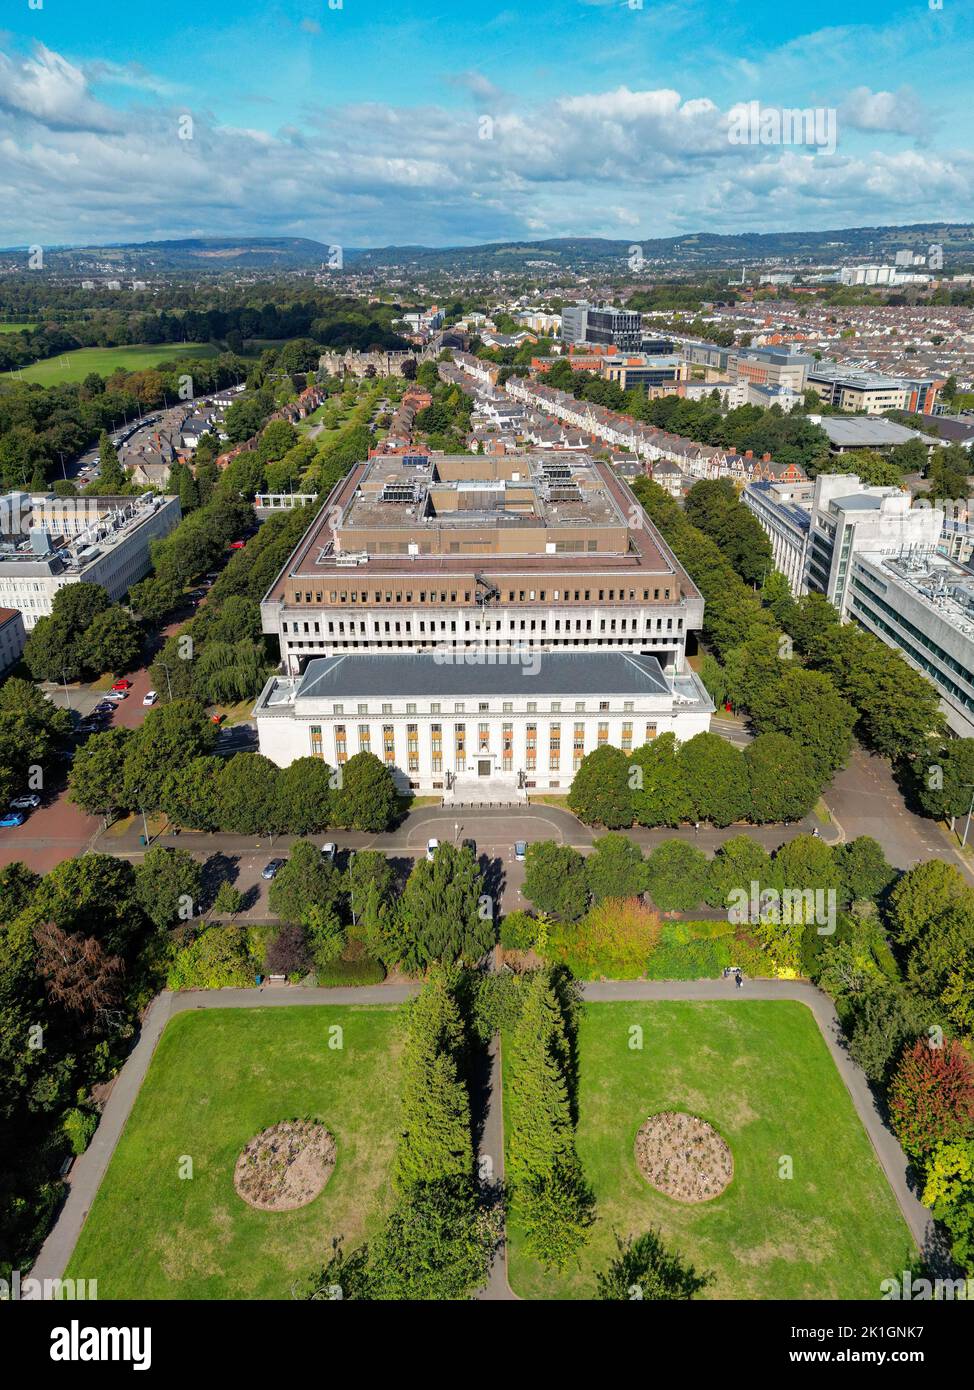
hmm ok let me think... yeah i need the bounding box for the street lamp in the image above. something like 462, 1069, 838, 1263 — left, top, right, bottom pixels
132, 788, 150, 847
961, 783, 974, 849
348, 850, 356, 927
59, 665, 72, 710
155, 659, 174, 701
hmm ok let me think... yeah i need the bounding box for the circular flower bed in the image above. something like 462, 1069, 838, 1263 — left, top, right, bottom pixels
635, 1111, 733, 1203
234, 1119, 336, 1212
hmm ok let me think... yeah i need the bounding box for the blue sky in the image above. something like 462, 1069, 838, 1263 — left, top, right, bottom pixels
0, 0, 971, 246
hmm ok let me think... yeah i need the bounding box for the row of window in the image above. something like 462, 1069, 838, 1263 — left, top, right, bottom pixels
324, 699, 624, 715
310, 719, 658, 772
292, 584, 676, 605
283, 615, 683, 636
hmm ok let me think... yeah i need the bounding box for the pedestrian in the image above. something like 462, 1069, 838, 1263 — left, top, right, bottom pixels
735, 970, 743, 990
812, 826, 820, 838
694, 821, 700, 836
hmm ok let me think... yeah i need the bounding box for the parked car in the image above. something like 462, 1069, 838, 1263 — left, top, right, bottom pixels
320, 842, 336, 863
514, 840, 527, 862
111, 679, 133, 691
426, 838, 440, 861
261, 858, 285, 880
93, 700, 115, 714
10, 794, 41, 810
143, 690, 158, 706
0, 812, 25, 828
229, 540, 245, 550
106, 690, 128, 701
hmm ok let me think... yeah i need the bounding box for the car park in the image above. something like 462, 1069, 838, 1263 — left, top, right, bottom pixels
261, 859, 285, 880
10, 794, 41, 810
0, 812, 25, 828
143, 691, 158, 706
426, 838, 440, 861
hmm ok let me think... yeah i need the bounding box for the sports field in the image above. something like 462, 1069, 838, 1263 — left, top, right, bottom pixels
4, 342, 221, 385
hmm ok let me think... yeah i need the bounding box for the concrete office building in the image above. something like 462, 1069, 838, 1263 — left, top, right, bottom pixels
849, 551, 974, 738
255, 451, 713, 799
0, 607, 26, 674
0, 492, 181, 630
561, 302, 642, 351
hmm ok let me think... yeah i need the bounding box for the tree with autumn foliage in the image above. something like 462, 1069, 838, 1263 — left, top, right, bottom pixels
888, 1039, 974, 1161
33, 922, 126, 1023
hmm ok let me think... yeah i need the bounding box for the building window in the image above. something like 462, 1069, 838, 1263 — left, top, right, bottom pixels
597, 721, 609, 748
382, 702, 392, 715
573, 722, 584, 771
502, 722, 513, 771
335, 725, 347, 764
645, 722, 657, 741
455, 723, 466, 768
310, 725, 323, 759
526, 722, 537, 771
357, 703, 368, 715
407, 723, 419, 773
383, 725, 395, 764
431, 723, 442, 773
358, 724, 370, 754
406, 703, 417, 715
549, 722, 561, 772
621, 721, 633, 753
478, 722, 489, 753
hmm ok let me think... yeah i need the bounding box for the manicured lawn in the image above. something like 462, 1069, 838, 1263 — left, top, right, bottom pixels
66, 1005, 403, 1298
505, 1001, 915, 1300
0, 321, 35, 333
4, 343, 221, 385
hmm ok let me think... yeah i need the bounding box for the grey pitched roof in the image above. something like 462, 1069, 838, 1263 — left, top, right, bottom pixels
294, 650, 670, 700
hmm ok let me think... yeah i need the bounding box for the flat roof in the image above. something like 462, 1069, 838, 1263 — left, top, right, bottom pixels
288, 650, 673, 700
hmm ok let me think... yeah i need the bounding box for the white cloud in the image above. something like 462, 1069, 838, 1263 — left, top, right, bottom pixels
839, 85, 931, 139
0, 41, 971, 247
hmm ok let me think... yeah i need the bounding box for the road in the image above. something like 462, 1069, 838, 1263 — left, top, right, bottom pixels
27, 976, 942, 1298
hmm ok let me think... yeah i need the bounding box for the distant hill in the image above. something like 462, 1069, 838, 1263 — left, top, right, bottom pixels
2, 225, 973, 276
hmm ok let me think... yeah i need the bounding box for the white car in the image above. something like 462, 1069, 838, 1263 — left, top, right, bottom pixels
142, 690, 158, 706
105, 690, 128, 701
426, 838, 439, 861
320, 842, 336, 863
10, 794, 41, 811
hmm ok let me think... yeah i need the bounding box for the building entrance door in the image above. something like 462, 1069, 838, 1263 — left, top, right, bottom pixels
478, 759, 491, 776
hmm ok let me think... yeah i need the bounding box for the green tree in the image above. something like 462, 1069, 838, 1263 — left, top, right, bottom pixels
394, 969, 473, 1190
584, 834, 648, 903
267, 839, 341, 925
596, 1229, 713, 1300
159, 755, 222, 830
123, 698, 216, 810
645, 840, 710, 912
836, 836, 896, 906
523, 842, 589, 922
134, 847, 203, 931
398, 842, 493, 968
78, 605, 142, 677
331, 751, 399, 832
678, 732, 748, 827
67, 728, 133, 819
566, 745, 633, 828
743, 732, 820, 823
213, 880, 244, 917
628, 734, 692, 828
706, 835, 775, 910
751, 666, 856, 777
274, 756, 334, 834
97, 431, 129, 492
886, 860, 974, 947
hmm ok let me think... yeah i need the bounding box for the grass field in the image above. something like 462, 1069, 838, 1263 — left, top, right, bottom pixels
4, 342, 221, 385
505, 1001, 915, 1300
66, 1005, 403, 1298
0, 322, 34, 333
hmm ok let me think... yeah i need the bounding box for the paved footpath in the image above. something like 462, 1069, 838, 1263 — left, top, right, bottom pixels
28, 978, 942, 1296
